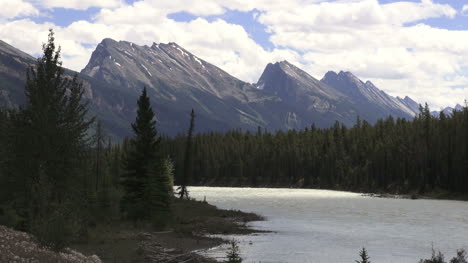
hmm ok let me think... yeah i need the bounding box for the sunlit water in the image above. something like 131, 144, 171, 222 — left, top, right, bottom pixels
188, 187, 468, 263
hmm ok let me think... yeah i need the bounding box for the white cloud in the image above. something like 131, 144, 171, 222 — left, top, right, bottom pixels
383, 0, 456, 24
0, 0, 465, 109
0, 19, 52, 55
41, 0, 122, 10
462, 5, 468, 15
0, 0, 39, 19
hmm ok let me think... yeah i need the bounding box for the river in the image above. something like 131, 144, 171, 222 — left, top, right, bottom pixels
189, 187, 468, 263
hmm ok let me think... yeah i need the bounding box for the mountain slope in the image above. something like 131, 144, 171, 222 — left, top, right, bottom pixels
0, 40, 36, 107
257, 61, 359, 127
397, 96, 420, 116
321, 71, 416, 121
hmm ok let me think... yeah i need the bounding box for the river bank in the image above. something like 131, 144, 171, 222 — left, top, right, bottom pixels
364, 189, 468, 201
71, 198, 264, 262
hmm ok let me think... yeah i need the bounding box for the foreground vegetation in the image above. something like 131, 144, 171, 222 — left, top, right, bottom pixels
162, 103, 468, 197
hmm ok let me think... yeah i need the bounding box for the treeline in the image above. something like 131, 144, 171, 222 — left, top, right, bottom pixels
163, 104, 468, 195
0, 30, 173, 249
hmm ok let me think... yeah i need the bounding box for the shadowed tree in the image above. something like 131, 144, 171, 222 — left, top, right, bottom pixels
178, 109, 195, 199
224, 240, 242, 263
6, 29, 93, 249
121, 87, 161, 220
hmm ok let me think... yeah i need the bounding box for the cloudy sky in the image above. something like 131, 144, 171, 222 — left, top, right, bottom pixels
1, 0, 467, 109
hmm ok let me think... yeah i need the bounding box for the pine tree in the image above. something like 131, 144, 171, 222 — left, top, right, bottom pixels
178, 109, 195, 199
121, 87, 160, 220
94, 120, 106, 193
356, 248, 371, 263
6, 29, 93, 249
224, 240, 242, 263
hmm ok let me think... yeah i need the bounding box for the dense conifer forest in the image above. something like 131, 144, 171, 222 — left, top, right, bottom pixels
163, 104, 468, 196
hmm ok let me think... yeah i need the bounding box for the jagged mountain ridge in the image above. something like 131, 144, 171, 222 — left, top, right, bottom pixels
257, 61, 357, 127
431, 104, 464, 117
321, 71, 418, 119
397, 96, 420, 115
81, 39, 284, 135
1, 38, 419, 138
83, 39, 260, 102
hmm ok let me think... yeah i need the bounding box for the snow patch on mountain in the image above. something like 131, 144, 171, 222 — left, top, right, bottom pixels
141, 64, 152, 76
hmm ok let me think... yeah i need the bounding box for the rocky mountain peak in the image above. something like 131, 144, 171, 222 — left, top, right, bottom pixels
322, 70, 420, 118
256, 61, 345, 121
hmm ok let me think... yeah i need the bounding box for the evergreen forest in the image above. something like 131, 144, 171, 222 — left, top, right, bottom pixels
162, 104, 468, 196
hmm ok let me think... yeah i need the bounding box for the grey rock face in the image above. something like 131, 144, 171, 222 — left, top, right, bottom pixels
82, 39, 274, 135
0, 40, 36, 108
321, 71, 418, 121
397, 96, 420, 116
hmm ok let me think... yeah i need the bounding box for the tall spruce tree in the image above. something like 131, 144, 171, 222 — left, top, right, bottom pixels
178, 109, 195, 199
6, 29, 93, 249
121, 87, 161, 220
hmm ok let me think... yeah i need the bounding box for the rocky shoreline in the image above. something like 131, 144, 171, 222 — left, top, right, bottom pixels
0, 225, 101, 263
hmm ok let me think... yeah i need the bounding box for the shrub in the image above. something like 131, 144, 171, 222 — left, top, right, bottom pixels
225, 239, 242, 263
450, 250, 467, 263
419, 250, 445, 263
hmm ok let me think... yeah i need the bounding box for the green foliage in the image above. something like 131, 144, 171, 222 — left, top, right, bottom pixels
121, 87, 159, 220
356, 248, 371, 263
121, 87, 171, 223
0, 29, 94, 249
224, 240, 242, 263
30, 207, 81, 251
147, 157, 173, 229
